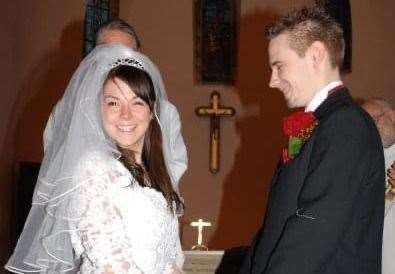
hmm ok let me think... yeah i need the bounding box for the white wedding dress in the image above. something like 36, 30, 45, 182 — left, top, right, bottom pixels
68, 151, 184, 274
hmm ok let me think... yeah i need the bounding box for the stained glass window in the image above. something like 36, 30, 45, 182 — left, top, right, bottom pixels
83, 0, 119, 56
194, 0, 238, 84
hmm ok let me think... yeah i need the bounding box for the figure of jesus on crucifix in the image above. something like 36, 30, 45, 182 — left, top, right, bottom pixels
196, 91, 235, 173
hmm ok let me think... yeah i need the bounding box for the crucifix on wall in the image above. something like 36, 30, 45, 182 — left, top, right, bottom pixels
195, 91, 235, 173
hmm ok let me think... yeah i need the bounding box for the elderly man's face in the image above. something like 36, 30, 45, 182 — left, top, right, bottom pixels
97, 29, 138, 50
363, 102, 395, 148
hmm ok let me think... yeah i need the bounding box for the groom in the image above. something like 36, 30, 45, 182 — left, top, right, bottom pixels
240, 7, 384, 274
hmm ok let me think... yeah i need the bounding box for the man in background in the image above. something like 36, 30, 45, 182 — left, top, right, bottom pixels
95, 19, 141, 50
362, 98, 395, 274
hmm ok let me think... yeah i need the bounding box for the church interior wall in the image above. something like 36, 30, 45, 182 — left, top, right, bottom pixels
0, 1, 17, 268
0, 0, 394, 265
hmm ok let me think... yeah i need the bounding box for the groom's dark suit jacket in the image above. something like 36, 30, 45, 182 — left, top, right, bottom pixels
240, 88, 385, 274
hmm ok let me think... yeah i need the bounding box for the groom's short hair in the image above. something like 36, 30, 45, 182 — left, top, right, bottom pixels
266, 6, 345, 69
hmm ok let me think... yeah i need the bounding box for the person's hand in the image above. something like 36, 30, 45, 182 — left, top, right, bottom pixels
163, 262, 183, 274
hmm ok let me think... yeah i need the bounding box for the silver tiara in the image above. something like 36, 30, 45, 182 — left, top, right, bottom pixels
109, 58, 145, 71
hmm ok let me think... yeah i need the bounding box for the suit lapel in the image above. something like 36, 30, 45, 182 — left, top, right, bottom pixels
251, 136, 316, 274
314, 87, 353, 122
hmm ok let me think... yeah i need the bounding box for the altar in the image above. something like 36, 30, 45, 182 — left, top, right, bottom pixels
183, 250, 224, 274
183, 247, 247, 274
183, 218, 247, 273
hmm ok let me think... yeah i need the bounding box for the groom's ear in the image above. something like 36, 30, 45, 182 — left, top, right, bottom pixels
308, 41, 327, 69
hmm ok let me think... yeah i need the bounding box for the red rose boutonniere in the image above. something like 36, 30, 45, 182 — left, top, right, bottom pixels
282, 111, 318, 164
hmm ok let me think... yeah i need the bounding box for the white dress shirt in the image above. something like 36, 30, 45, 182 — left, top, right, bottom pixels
305, 81, 343, 112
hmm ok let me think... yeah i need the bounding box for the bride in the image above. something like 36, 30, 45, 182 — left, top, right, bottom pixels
6, 44, 184, 273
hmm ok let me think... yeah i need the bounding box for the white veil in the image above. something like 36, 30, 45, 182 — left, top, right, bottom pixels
6, 44, 176, 273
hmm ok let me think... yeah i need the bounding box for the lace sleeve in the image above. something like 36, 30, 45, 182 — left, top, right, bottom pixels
71, 153, 143, 274
174, 233, 185, 269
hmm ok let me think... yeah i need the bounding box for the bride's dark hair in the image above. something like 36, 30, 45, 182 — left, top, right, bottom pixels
105, 65, 183, 212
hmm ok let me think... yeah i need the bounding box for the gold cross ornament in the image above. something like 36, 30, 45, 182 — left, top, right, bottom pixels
190, 218, 212, 250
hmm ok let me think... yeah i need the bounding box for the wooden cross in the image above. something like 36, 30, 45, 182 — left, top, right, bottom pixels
190, 218, 212, 248
195, 91, 235, 173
